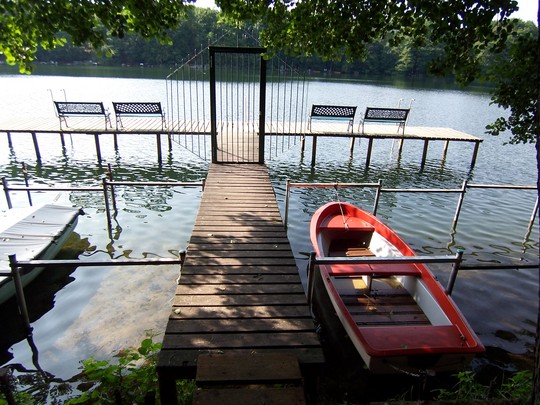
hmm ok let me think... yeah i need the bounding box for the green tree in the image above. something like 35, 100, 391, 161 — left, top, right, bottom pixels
484, 20, 538, 145
0, 0, 195, 73
217, 0, 519, 83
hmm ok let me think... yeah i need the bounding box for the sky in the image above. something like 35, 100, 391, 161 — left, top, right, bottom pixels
194, 0, 538, 22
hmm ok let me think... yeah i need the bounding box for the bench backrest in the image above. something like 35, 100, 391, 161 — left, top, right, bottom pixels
113, 102, 163, 116
310, 105, 357, 119
54, 101, 106, 116
364, 107, 409, 122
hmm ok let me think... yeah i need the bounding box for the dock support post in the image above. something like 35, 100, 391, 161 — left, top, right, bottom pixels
6, 131, 13, 148
349, 135, 356, 154
421, 140, 429, 168
451, 180, 468, 231
107, 164, 117, 214
311, 135, 317, 167
442, 140, 450, 159
102, 177, 112, 230
157, 134, 162, 164
31, 132, 41, 162
365, 138, 373, 168
59, 133, 65, 149
158, 375, 177, 405
9, 254, 32, 334
446, 249, 464, 295
398, 138, 404, 155
113, 133, 119, 151
94, 134, 102, 163
372, 179, 383, 216
2, 177, 12, 209
22, 163, 32, 207
300, 135, 306, 154
470, 141, 480, 168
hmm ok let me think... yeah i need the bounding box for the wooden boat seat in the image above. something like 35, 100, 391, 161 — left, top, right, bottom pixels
328, 263, 421, 277
320, 215, 375, 231
361, 325, 471, 356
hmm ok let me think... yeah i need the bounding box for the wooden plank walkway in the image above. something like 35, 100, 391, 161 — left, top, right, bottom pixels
0, 116, 483, 167
156, 163, 324, 404
0, 116, 482, 141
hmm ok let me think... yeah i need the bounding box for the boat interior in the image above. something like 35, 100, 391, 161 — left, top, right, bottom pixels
321, 220, 451, 328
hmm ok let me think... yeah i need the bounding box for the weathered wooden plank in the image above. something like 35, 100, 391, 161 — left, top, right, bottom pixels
166, 318, 316, 334
193, 225, 286, 232
163, 332, 321, 349
196, 353, 302, 384
173, 293, 308, 306
189, 236, 290, 244
175, 283, 305, 295
193, 386, 306, 405
185, 250, 294, 259
178, 274, 302, 284
186, 243, 291, 251
169, 305, 312, 319
180, 264, 300, 275
181, 257, 298, 266
190, 231, 289, 238
158, 348, 324, 378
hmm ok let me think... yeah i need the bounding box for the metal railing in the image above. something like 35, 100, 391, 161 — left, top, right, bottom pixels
284, 179, 538, 236
3, 253, 185, 336
306, 250, 464, 306
2, 164, 205, 232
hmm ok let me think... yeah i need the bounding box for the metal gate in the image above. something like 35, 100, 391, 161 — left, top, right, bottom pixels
209, 46, 266, 163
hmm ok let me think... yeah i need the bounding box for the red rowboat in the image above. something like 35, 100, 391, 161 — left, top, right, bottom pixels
309, 201, 484, 374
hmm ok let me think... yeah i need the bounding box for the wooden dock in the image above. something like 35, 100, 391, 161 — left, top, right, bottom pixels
156, 164, 324, 404
0, 116, 483, 167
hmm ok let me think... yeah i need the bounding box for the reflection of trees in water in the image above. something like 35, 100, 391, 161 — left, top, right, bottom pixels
121, 186, 174, 212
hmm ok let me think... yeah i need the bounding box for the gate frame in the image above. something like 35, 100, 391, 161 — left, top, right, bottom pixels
209, 46, 267, 164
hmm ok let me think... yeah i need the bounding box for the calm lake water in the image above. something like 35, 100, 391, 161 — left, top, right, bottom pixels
0, 67, 537, 392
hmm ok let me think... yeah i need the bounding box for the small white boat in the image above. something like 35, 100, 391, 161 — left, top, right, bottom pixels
0, 204, 83, 305
310, 201, 484, 374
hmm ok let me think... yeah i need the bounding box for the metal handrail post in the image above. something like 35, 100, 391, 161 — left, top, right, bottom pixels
446, 249, 464, 295
527, 196, 539, 231
284, 179, 291, 227
22, 162, 32, 206
8, 254, 32, 334
372, 179, 383, 216
451, 180, 468, 231
102, 177, 112, 230
107, 163, 117, 213
2, 177, 12, 209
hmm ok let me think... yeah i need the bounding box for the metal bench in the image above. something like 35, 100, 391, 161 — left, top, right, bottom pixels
359, 107, 410, 134
308, 105, 357, 133
112, 102, 166, 130
54, 101, 112, 130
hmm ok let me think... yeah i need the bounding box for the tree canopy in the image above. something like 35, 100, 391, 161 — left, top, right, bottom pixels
0, 0, 194, 73
217, 0, 520, 84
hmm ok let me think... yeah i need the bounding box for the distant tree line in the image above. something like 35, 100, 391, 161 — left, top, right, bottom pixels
29, 7, 536, 82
